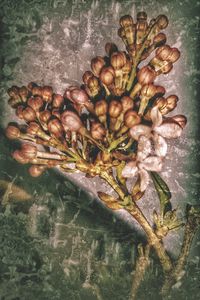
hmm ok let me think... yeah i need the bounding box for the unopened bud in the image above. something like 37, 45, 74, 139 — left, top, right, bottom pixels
108, 100, 122, 118
111, 51, 127, 70
124, 110, 141, 128
39, 110, 51, 123
52, 94, 64, 108
121, 96, 134, 112
21, 143, 37, 159
42, 86, 53, 103
19, 86, 29, 102
48, 118, 64, 138
23, 107, 36, 122
7, 86, 19, 98
105, 43, 118, 56
61, 111, 83, 132
6, 125, 21, 139
156, 15, 168, 29
32, 86, 42, 97
82, 71, 93, 84
91, 122, 106, 140
12, 150, 29, 164
91, 56, 105, 77
120, 15, 133, 27
27, 96, 44, 111
137, 66, 156, 85
16, 106, 25, 119
170, 115, 187, 129
99, 66, 115, 86
8, 97, 21, 108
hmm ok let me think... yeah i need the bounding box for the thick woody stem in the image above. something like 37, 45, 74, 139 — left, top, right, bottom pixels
100, 171, 173, 273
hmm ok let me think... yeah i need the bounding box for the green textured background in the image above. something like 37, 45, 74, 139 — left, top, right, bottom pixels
0, 0, 200, 299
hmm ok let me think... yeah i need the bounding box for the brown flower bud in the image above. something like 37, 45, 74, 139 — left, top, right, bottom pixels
27, 122, 41, 135
169, 48, 180, 63
48, 118, 64, 138
165, 95, 178, 113
21, 143, 37, 159
170, 115, 187, 129
108, 100, 122, 118
39, 110, 51, 123
23, 107, 36, 122
95, 100, 108, 116
52, 109, 61, 119
121, 96, 134, 112
141, 84, 158, 98
27, 96, 44, 111
8, 97, 21, 108
153, 33, 166, 47
19, 86, 29, 102
6, 125, 21, 139
111, 51, 127, 70
99, 66, 115, 86
61, 111, 83, 132
124, 110, 141, 128
7, 86, 19, 98
156, 45, 171, 61
105, 43, 118, 56
65, 87, 89, 105
160, 61, 173, 74
27, 82, 38, 91
137, 66, 156, 85
91, 56, 105, 77
82, 71, 93, 84
42, 86, 53, 103
16, 106, 24, 119
120, 15, 133, 27
86, 76, 100, 97
32, 86, 42, 97
52, 94, 64, 108
156, 15, 168, 29
91, 122, 106, 140
29, 165, 46, 177
12, 150, 29, 164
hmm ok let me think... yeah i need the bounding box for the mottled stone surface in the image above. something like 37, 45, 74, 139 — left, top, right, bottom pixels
0, 0, 200, 299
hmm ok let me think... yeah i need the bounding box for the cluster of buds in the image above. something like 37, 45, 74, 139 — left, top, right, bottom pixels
5, 12, 186, 205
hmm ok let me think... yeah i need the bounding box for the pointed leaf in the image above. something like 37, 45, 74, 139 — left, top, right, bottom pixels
151, 172, 172, 217
98, 192, 122, 210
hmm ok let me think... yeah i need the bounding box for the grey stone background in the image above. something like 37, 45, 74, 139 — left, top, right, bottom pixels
0, 0, 200, 299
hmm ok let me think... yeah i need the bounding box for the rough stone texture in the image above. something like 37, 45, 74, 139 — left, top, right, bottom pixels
0, 0, 200, 299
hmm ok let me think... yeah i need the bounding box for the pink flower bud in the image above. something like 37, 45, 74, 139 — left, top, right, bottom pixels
23, 107, 36, 122
91, 122, 106, 140
27, 96, 44, 111
48, 118, 64, 138
42, 86, 53, 103
6, 126, 21, 139
12, 150, 29, 164
21, 143, 37, 159
169, 115, 187, 129
64, 87, 89, 105
39, 110, 51, 123
16, 106, 25, 119
52, 94, 64, 108
61, 111, 83, 132
27, 122, 41, 135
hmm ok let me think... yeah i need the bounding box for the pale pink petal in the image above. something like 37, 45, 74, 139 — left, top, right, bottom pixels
152, 133, 168, 157
137, 135, 152, 161
151, 107, 163, 128
154, 122, 183, 139
139, 169, 150, 192
121, 161, 138, 178
139, 156, 163, 172
129, 125, 151, 141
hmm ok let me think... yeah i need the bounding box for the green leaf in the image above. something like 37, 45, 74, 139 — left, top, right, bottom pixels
151, 172, 172, 217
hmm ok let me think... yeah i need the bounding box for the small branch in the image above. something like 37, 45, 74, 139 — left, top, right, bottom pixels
130, 244, 150, 300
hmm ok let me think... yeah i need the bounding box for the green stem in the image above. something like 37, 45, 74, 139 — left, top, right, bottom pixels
108, 134, 129, 152
100, 171, 173, 273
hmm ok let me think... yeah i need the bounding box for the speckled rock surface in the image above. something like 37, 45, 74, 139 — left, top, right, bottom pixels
0, 0, 200, 299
